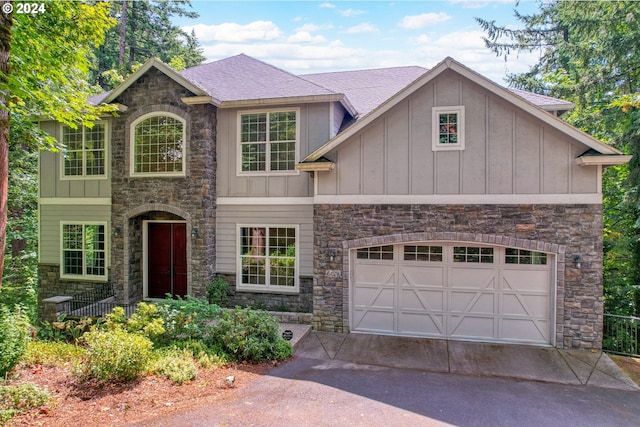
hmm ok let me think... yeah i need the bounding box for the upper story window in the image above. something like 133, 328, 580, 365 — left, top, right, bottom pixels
432, 106, 465, 151
62, 123, 107, 178
238, 109, 299, 174
131, 113, 185, 176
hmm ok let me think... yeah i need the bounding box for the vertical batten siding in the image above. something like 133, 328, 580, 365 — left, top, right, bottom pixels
316, 72, 600, 197
39, 204, 111, 264
216, 204, 314, 276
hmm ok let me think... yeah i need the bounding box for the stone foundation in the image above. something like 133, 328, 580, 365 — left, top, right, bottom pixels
217, 273, 313, 313
313, 204, 603, 350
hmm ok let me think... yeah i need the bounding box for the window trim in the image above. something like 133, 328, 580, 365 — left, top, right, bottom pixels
236, 108, 301, 177
432, 106, 465, 151
59, 221, 109, 281
236, 224, 300, 294
130, 112, 187, 178
59, 121, 109, 181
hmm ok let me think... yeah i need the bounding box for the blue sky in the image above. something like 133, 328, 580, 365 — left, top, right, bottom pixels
177, 1, 542, 83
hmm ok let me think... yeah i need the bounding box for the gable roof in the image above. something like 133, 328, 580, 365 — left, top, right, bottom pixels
302, 57, 625, 163
181, 54, 341, 104
99, 58, 208, 104
302, 66, 428, 117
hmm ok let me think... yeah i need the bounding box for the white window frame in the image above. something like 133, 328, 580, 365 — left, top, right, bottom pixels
60, 121, 108, 180
60, 221, 109, 281
236, 108, 300, 176
130, 112, 186, 177
432, 106, 465, 151
236, 224, 299, 293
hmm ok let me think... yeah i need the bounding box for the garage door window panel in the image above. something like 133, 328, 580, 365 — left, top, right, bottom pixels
357, 245, 394, 260
453, 246, 494, 263
404, 245, 443, 262
505, 248, 547, 265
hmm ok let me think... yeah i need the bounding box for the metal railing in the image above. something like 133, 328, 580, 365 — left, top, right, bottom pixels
603, 313, 639, 357
67, 283, 136, 318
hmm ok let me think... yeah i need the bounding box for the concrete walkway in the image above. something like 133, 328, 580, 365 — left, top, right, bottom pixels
281, 323, 639, 391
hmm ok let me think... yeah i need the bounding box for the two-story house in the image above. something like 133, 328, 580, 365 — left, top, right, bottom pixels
38, 54, 630, 349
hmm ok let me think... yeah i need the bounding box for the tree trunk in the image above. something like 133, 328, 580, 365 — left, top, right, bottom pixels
118, 0, 127, 70
0, 1, 12, 287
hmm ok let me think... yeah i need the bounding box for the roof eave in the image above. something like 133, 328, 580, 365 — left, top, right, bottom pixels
103, 58, 207, 104
295, 161, 335, 172
218, 94, 352, 110
575, 155, 632, 167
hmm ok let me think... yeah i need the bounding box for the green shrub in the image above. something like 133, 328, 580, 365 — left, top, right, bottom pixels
38, 315, 104, 343
0, 382, 51, 424
0, 306, 31, 377
149, 348, 198, 384
23, 341, 86, 367
82, 328, 153, 382
106, 303, 165, 341
171, 339, 228, 368
156, 296, 220, 342
212, 308, 292, 362
206, 277, 229, 305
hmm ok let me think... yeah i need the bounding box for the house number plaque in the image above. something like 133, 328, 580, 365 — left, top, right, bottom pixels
282, 330, 293, 341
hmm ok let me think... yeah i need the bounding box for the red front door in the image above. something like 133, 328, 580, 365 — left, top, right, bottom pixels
148, 223, 187, 298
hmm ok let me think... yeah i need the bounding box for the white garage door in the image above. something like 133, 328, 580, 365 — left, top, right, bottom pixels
351, 243, 554, 345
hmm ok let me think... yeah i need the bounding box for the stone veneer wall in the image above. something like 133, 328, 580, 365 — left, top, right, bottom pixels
110, 68, 217, 303
313, 204, 603, 350
217, 273, 313, 313
37, 264, 108, 319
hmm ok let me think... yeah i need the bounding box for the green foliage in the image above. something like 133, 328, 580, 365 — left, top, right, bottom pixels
93, 0, 205, 89
148, 348, 198, 384
156, 295, 220, 342
82, 328, 153, 382
0, 382, 51, 424
170, 339, 228, 368
206, 277, 229, 305
212, 308, 292, 362
106, 303, 165, 341
0, 306, 31, 377
23, 340, 86, 368
36, 315, 104, 344
478, 0, 640, 316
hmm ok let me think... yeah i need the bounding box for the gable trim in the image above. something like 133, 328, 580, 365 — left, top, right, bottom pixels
102, 58, 207, 104
303, 57, 623, 162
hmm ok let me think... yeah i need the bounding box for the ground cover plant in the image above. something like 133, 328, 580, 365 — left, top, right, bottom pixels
0, 297, 292, 424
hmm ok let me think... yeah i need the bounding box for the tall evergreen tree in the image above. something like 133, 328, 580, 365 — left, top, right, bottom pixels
94, 0, 205, 89
477, 0, 640, 315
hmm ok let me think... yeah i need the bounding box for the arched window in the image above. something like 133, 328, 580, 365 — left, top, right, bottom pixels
131, 113, 186, 176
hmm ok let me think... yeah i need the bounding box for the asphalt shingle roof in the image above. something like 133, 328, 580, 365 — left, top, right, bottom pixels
301, 66, 428, 116
180, 54, 336, 102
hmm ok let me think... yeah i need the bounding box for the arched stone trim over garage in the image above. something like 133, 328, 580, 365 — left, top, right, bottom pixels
120, 204, 193, 304
341, 232, 566, 346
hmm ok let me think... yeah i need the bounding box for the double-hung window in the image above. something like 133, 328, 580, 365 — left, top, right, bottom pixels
131, 113, 186, 176
239, 110, 298, 174
62, 123, 107, 178
238, 226, 298, 292
432, 106, 465, 151
61, 223, 107, 280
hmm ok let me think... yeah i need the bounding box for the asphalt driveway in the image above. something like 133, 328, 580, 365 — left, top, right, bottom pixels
128, 331, 640, 427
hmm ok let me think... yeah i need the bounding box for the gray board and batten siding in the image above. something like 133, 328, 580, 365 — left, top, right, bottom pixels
317, 70, 600, 197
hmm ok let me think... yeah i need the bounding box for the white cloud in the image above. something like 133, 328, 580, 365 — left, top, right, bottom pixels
319, 2, 335, 9
288, 31, 327, 44
296, 23, 334, 32
183, 21, 282, 43
399, 13, 451, 29
346, 23, 378, 34
340, 8, 366, 17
